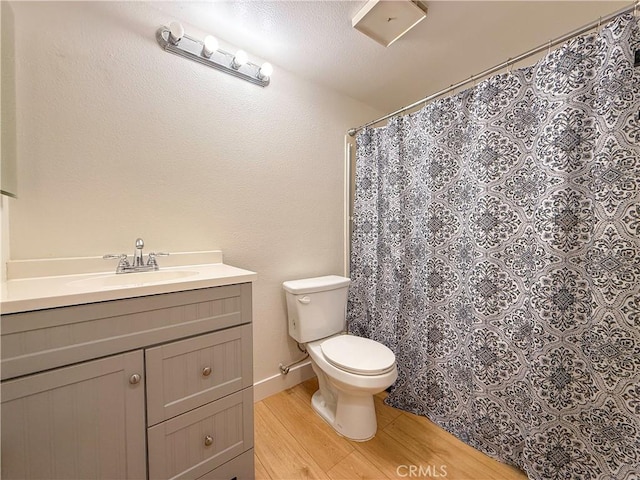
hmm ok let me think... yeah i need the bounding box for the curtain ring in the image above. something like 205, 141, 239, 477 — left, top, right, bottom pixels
507, 59, 513, 75
597, 16, 602, 31
547, 40, 552, 55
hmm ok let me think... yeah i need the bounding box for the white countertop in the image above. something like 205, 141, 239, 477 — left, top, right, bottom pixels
1, 253, 257, 314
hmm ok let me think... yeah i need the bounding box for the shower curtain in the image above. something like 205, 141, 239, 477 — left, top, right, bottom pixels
348, 13, 640, 480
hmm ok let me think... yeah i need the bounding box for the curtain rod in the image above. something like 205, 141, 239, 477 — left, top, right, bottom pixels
347, 1, 639, 137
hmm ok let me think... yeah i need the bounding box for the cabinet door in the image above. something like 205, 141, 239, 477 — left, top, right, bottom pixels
1, 351, 146, 480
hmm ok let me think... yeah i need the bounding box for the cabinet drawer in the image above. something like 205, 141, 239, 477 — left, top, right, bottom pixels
146, 324, 253, 425
196, 449, 254, 480
148, 388, 254, 480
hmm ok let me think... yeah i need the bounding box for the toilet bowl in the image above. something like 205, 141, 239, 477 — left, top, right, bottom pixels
306, 334, 397, 441
283, 275, 398, 441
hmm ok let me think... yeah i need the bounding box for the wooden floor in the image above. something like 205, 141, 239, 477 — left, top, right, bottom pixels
254, 378, 528, 480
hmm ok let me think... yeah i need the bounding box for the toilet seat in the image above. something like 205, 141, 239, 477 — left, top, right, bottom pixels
321, 335, 396, 376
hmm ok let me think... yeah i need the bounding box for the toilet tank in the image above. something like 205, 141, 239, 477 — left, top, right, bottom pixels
283, 275, 351, 343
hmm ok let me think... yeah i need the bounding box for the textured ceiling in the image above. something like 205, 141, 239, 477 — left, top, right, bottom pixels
151, 1, 630, 115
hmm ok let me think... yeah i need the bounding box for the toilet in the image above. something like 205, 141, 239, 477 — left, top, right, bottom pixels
283, 275, 398, 441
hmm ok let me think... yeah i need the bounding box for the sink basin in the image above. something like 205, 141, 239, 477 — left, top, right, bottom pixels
68, 270, 199, 289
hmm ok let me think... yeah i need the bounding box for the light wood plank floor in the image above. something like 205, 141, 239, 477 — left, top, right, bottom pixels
255, 378, 528, 480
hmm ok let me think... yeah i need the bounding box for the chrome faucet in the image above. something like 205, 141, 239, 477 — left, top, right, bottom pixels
133, 238, 145, 267
104, 238, 169, 274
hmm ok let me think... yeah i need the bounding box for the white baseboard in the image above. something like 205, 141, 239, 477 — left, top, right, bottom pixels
253, 361, 316, 402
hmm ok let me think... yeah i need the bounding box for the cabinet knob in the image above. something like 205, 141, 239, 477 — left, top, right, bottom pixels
202, 366, 212, 377
129, 373, 142, 384
204, 435, 213, 446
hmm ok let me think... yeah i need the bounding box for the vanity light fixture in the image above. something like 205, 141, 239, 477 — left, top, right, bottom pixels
202, 35, 218, 58
168, 21, 184, 45
156, 22, 273, 87
258, 62, 273, 80
231, 49, 248, 69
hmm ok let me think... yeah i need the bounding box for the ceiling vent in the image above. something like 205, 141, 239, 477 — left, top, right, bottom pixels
352, 0, 427, 47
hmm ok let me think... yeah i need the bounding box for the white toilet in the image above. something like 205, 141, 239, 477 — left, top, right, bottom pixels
283, 275, 398, 441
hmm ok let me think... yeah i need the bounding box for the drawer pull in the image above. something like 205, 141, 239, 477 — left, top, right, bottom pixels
204, 435, 213, 446
202, 366, 212, 377
129, 373, 141, 385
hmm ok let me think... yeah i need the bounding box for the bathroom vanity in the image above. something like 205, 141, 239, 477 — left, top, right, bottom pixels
0, 253, 256, 480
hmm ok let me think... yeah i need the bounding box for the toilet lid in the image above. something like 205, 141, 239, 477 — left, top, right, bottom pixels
321, 336, 396, 375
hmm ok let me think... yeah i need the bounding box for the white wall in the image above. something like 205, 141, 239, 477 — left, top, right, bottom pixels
1, 198, 8, 283
1, 1, 17, 201
1, 2, 14, 283
8, 2, 380, 392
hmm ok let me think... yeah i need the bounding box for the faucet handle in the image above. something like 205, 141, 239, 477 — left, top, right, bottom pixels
103, 253, 128, 261
147, 252, 169, 268
148, 252, 169, 258
103, 254, 131, 273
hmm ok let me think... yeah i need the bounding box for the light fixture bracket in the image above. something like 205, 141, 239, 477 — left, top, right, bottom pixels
156, 26, 270, 87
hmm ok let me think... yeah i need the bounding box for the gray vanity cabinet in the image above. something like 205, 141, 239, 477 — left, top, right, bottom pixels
1, 283, 254, 480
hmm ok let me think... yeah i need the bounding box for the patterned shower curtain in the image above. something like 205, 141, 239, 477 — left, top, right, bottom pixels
348, 14, 640, 479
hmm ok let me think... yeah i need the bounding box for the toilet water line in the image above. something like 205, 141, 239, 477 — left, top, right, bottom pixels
279, 343, 309, 375
279, 353, 309, 375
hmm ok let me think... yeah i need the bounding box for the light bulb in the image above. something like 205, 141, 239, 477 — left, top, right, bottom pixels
258, 62, 273, 79
202, 35, 218, 58
168, 22, 184, 45
232, 49, 248, 69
